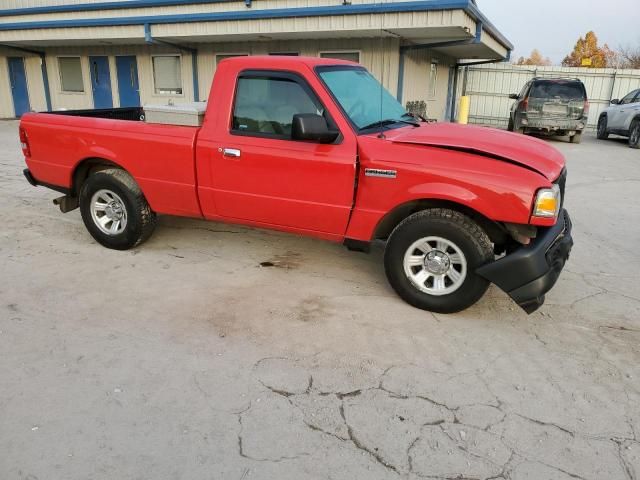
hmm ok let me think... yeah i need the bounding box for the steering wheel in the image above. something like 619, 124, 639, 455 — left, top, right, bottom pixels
259, 120, 285, 135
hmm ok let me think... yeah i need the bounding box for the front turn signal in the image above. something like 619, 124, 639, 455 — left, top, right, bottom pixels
533, 185, 561, 218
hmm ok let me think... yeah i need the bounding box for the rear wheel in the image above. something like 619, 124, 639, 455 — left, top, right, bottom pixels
570, 132, 582, 144
629, 119, 640, 149
384, 209, 494, 314
597, 115, 609, 140
79, 168, 157, 250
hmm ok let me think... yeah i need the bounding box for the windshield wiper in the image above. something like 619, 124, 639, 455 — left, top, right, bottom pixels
360, 118, 420, 131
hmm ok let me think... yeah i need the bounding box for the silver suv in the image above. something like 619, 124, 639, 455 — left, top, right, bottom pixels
597, 89, 640, 149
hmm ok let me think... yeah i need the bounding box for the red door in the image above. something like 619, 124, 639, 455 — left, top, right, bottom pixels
199, 71, 356, 237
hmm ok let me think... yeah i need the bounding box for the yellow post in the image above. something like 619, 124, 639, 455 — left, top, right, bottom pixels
458, 96, 470, 124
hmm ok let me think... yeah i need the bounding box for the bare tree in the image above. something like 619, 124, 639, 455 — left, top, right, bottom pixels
618, 45, 640, 69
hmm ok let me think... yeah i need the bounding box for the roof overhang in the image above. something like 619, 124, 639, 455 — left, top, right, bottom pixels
0, 0, 512, 60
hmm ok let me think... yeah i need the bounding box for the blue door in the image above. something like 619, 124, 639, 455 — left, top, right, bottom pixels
115, 56, 140, 107
89, 56, 113, 109
7, 57, 30, 117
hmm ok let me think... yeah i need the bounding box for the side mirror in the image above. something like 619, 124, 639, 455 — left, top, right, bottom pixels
509, 94, 519, 100
611, 99, 620, 105
291, 114, 339, 143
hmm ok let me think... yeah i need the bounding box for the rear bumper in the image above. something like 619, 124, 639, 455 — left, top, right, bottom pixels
477, 210, 573, 314
524, 118, 585, 132
23, 168, 70, 194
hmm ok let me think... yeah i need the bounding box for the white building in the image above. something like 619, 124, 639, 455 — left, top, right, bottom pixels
0, 0, 512, 120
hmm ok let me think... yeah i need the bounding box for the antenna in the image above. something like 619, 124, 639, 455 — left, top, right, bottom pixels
377, 6, 385, 139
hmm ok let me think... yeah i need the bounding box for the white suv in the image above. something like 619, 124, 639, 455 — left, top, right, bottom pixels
597, 89, 640, 149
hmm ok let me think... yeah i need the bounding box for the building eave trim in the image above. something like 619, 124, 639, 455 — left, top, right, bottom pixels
0, 0, 243, 17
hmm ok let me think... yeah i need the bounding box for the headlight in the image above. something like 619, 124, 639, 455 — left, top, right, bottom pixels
533, 185, 561, 218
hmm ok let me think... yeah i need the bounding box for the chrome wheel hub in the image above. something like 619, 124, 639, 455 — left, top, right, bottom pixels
403, 236, 467, 296
425, 250, 451, 275
90, 189, 127, 236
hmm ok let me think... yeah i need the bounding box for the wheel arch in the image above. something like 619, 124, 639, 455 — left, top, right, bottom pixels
71, 157, 130, 196
372, 198, 507, 245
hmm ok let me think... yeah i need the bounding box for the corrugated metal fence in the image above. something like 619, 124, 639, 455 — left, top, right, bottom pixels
459, 64, 640, 130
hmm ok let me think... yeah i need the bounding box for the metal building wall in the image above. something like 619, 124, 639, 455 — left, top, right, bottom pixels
1, 38, 410, 117
459, 63, 640, 130
402, 49, 455, 121
196, 37, 401, 101
0, 54, 13, 118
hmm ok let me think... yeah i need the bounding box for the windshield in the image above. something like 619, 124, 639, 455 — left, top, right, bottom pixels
317, 66, 409, 131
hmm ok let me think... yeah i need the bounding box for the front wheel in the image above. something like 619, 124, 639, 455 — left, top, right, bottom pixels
79, 168, 157, 250
597, 115, 609, 140
384, 209, 494, 314
629, 119, 640, 149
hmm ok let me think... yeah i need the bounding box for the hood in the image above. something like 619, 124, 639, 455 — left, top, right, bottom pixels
382, 123, 565, 181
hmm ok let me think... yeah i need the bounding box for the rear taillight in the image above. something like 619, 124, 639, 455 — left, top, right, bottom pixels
521, 97, 529, 111
19, 127, 31, 157
583, 100, 590, 116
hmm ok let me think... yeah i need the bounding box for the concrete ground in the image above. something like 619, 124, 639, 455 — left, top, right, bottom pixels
1, 120, 639, 480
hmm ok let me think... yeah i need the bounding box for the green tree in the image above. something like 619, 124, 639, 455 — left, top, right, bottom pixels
562, 31, 615, 68
516, 49, 552, 66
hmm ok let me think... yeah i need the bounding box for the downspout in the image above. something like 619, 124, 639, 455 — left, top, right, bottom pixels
449, 54, 510, 122
144, 23, 200, 102
396, 21, 483, 105
1, 43, 52, 111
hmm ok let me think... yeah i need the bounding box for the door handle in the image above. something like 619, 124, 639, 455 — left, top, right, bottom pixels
221, 148, 241, 158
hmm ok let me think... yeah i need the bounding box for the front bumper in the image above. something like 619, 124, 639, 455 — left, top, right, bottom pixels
477, 210, 573, 314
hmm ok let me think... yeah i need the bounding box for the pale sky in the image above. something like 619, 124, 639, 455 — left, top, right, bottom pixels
477, 0, 639, 64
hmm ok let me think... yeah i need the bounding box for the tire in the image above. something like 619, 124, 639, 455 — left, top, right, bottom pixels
629, 119, 640, 149
384, 209, 494, 314
570, 132, 582, 144
507, 117, 514, 132
597, 115, 609, 140
79, 168, 157, 250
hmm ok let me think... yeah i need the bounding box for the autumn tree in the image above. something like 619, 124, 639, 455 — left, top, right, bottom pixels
516, 49, 552, 66
562, 31, 615, 68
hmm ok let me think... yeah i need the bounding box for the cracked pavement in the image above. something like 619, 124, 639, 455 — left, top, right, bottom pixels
1, 120, 639, 479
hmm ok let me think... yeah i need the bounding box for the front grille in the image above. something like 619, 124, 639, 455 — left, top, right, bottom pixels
555, 168, 567, 208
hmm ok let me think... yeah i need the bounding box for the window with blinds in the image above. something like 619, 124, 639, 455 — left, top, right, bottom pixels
58, 57, 84, 92
152, 55, 183, 95
319, 51, 360, 63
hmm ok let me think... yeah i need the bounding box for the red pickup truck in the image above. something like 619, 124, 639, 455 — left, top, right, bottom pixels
20, 56, 572, 314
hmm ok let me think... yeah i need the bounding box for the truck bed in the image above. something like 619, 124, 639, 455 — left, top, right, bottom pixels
47, 107, 145, 122
22, 110, 202, 218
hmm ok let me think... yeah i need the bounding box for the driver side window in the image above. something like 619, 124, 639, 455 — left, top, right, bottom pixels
620, 90, 639, 105
232, 75, 323, 138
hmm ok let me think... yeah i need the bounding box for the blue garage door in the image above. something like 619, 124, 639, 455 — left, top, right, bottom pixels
8, 57, 30, 117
